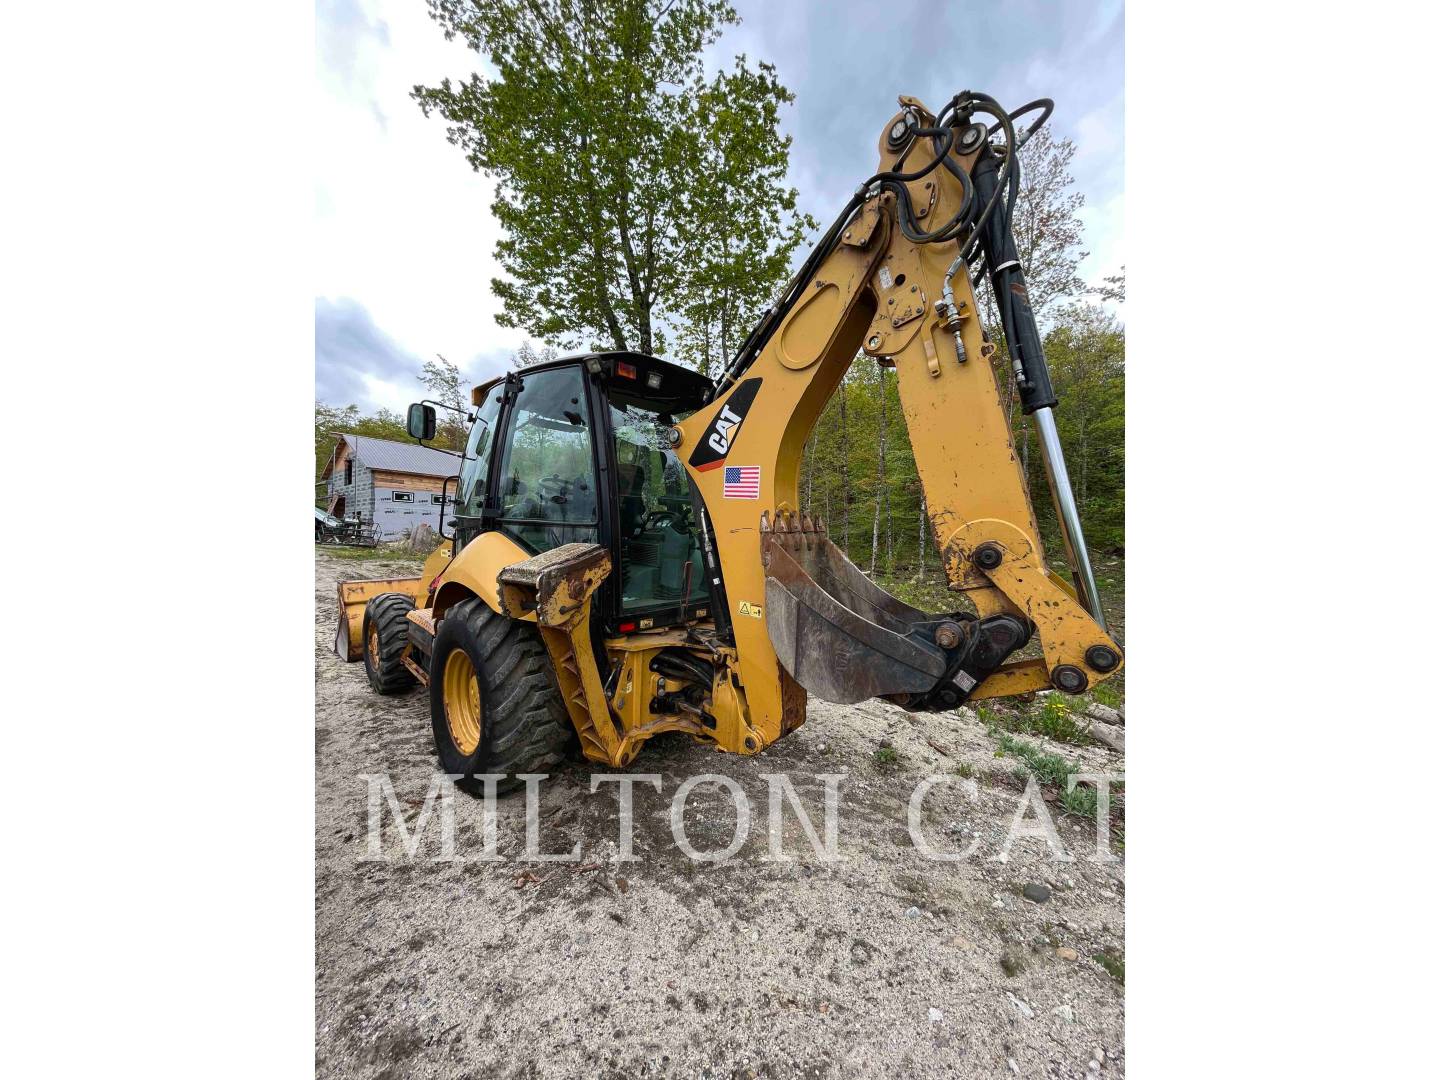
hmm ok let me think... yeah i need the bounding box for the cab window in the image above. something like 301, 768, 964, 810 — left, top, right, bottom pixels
457, 385, 503, 518
494, 367, 598, 553
609, 400, 708, 613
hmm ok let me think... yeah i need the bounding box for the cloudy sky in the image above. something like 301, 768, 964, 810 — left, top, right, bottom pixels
315, 0, 1123, 415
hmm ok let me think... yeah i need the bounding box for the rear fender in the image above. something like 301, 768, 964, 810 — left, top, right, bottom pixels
431, 530, 537, 623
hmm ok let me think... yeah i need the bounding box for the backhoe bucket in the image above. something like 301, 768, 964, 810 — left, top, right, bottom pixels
333, 576, 424, 661
762, 511, 951, 705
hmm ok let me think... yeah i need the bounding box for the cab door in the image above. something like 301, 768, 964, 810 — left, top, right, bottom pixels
452, 383, 505, 551
490, 365, 602, 555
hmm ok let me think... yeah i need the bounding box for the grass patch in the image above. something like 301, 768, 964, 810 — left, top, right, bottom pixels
1092, 949, 1125, 984
873, 746, 899, 768
1059, 784, 1098, 819
955, 762, 976, 779
991, 731, 1123, 824
993, 733, 1072, 789
1090, 681, 1123, 709
988, 694, 1092, 746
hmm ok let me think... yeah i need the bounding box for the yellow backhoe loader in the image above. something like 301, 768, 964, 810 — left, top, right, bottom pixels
334, 91, 1122, 791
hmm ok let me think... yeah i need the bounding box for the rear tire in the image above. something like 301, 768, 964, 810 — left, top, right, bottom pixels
362, 593, 417, 694
429, 597, 573, 793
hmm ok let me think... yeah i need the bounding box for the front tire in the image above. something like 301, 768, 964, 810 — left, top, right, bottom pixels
362, 593, 417, 694
429, 598, 573, 793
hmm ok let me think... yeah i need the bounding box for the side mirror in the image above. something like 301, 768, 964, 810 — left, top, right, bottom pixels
407, 403, 437, 442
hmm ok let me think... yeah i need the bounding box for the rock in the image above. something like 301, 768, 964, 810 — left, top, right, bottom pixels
1057, 947, 1079, 962
1051, 1004, 1076, 1023
928, 1007, 943, 1023
1006, 992, 1034, 1019
1022, 883, 1052, 904
904, 906, 922, 919
1008, 1060, 1020, 1075
1086, 702, 1122, 725
996, 850, 1009, 865
1088, 1061, 1101, 1073
1089, 720, 1125, 753
991, 899, 1006, 910
405, 522, 436, 553
1095, 1048, 1106, 1064
947, 935, 975, 951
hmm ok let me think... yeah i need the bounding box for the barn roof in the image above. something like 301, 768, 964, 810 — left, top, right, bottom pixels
328, 433, 459, 479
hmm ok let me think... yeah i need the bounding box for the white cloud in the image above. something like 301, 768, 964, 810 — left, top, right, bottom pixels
315, 0, 524, 412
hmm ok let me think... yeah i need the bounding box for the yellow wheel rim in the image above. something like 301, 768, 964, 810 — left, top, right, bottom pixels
367, 625, 380, 668
442, 648, 482, 756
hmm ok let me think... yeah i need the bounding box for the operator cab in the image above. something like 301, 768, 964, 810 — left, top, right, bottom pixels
443, 351, 715, 635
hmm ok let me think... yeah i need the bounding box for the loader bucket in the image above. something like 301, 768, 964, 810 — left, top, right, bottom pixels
762, 511, 950, 704
333, 576, 424, 662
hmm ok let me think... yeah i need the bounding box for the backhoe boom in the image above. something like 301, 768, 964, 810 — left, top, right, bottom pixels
674, 91, 1122, 754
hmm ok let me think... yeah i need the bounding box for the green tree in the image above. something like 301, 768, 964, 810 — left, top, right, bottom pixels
418, 354, 471, 451
1007, 126, 1089, 315
1030, 303, 1125, 553
512, 340, 559, 368
413, 0, 811, 359
670, 60, 815, 375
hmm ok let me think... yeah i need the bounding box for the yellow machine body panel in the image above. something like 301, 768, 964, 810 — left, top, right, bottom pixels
431, 529, 536, 621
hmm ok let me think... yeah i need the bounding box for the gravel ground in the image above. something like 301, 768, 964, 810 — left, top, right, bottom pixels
316, 552, 1126, 1079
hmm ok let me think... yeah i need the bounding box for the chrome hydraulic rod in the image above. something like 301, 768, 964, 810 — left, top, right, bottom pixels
1033, 405, 1107, 631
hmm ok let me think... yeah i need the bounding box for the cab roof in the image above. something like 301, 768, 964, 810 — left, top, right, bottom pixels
479, 350, 714, 415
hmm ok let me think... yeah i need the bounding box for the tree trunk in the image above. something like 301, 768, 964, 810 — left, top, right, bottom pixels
882, 378, 892, 570
838, 381, 851, 555
869, 485, 881, 575
638, 303, 652, 355
871, 372, 888, 575
803, 428, 816, 512
919, 492, 927, 582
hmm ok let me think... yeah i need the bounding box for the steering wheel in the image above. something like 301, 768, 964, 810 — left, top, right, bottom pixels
537, 473, 572, 503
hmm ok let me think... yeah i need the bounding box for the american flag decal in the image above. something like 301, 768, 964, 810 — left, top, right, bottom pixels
722, 465, 760, 498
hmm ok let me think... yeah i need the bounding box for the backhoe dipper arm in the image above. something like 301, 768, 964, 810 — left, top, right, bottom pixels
675, 92, 1123, 754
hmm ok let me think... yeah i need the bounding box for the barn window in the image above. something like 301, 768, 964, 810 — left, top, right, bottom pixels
393, 491, 413, 503
432, 494, 444, 505
344, 460, 353, 485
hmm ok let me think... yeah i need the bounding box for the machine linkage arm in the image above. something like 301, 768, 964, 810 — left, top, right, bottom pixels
677, 93, 1122, 749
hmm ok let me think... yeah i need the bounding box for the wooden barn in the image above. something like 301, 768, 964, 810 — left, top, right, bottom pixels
321, 434, 458, 540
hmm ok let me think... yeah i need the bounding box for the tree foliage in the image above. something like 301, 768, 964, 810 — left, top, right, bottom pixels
512, 340, 560, 368
1007, 127, 1089, 315
414, 0, 813, 360
418, 355, 471, 450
